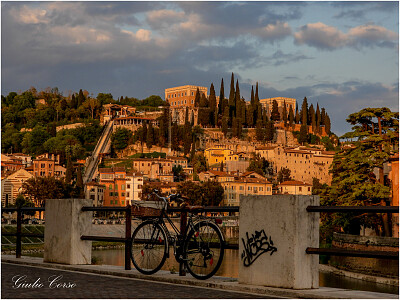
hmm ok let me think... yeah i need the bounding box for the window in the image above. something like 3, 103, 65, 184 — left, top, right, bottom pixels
122, 193, 125, 197
115, 192, 119, 196
110, 200, 113, 204
191, 100, 194, 104
122, 201, 124, 205
191, 92, 194, 96
299, 187, 302, 192
115, 184, 118, 190
127, 192, 130, 197
259, 187, 263, 191
127, 184, 130, 189
308, 187, 311, 191
121, 185, 125, 190
175, 94, 176, 97
109, 192, 113, 196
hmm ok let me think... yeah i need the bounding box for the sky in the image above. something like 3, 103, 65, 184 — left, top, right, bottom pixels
1, 1, 399, 135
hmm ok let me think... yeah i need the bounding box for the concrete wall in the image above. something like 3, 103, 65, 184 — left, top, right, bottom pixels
239, 194, 319, 289
44, 199, 92, 264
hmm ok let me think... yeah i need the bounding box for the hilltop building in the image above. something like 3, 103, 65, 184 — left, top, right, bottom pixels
260, 97, 296, 117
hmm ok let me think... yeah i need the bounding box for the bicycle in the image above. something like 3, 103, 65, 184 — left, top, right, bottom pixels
130, 189, 225, 280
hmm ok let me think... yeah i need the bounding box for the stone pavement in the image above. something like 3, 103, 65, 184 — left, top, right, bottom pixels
2, 255, 398, 299
1, 263, 268, 299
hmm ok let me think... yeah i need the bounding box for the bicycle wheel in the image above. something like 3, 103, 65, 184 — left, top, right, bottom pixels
131, 220, 167, 275
184, 221, 224, 280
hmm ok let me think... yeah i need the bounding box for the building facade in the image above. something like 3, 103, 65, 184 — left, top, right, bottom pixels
165, 85, 208, 108
1, 169, 34, 207
278, 180, 312, 195
84, 182, 105, 207
260, 97, 296, 117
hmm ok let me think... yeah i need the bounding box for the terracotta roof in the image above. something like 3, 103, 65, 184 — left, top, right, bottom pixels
321, 151, 335, 155
279, 180, 312, 186
234, 178, 271, 184
255, 146, 276, 150
85, 182, 106, 187
208, 170, 235, 177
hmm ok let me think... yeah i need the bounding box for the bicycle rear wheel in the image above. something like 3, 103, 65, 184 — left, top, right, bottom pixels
184, 221, 224, 280
131, 220, 167, 275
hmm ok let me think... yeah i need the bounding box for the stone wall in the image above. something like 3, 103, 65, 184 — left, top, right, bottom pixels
331, 233, 399, 278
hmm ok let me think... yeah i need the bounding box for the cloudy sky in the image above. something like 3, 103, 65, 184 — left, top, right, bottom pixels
2, 1, 399, 135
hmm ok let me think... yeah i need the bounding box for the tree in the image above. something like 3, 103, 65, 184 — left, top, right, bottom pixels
111, 127, 133, 151
300, 97, 308, 125
316, 103, 321, 134
77, 89, 85, 107
277, 167, 292, 183
85, 97, 100, 119
65, 155, 73, 184
14, 194, 35, 216
146, 122, 154, 149
177, 181, 224, 206
222, 106, 229, 137
265, 120, 275, 142
309, 104, 316, 132
255, 120, 265, 142
209, 83, 217, 127
288, 105, 295, 127
247, 154, 269, 176
326, 107, 398, 236
228, 73, 235, 116
172, 165, 185, 182
270, 100, 280, 121
218, 78, 225, 115
76, 166, 84, 198
298, 124, 308, 144
22, 177, 68, 208
282, 100, 288, 127
194, 88, 200, 107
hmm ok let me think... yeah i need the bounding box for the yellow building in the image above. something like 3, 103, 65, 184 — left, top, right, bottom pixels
204, 148, 240, 165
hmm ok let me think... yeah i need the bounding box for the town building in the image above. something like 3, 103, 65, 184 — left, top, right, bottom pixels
198, 170, 235, 183
204, 147, 241, 166
1, 154, 24, 175
98, 167, 129, 206
32, 156, 66, 179
11, 153, 33, 168
1, 169, 34, 207
84, 182, 105, 207
221, 177, 273, 206
132, 158, 173, 181
125, 172, 144, 204
278, 180, 312, 195
101, 104, 136, 124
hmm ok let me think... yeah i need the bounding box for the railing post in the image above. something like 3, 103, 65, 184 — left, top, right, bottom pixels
125, 204, 132, 271
16, 208, 22, 258
179, 207, 187, 276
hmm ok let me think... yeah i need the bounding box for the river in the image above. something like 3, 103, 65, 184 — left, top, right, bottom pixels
92, 248, 398, 295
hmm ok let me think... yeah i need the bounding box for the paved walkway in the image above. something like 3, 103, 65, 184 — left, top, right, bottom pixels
2, 256, 397, 299
1, 263, 268, 299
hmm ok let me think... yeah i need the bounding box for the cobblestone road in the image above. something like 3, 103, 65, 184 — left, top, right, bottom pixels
2, 263, 271, 299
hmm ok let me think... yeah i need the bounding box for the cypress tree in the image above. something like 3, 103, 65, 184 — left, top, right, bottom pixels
255, 120, 265, 142
299, 124, 308, 144
325, 113, 331, 134
232, 117, 237, 137
262, 107, 268, 126
266, 120, 275, 142
194, 88, 200, 107
295, 103, 300, 124
270, 100, 280, 121
222, 107, 229, 137
309, 104, 316, 133
209, 83, 217, 127
141, 123, 147, 145
146, 122, 154, 149
78, 89, 85, 107
247, 101, 254, 127
250, 86, 255, 106
199, 93, 209, 126
219, 78, 224, 115
288, 105, 295, 127
70, 94, 77, 109
228, 73, 235, 120
282, 100, 288, 127
235, 79, 240, 117
316, 103, 321, 135
300, 97, 308, 125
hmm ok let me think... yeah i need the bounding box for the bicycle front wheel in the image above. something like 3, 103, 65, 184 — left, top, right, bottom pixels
131, 220, 167, 275
184, 221, 224, 280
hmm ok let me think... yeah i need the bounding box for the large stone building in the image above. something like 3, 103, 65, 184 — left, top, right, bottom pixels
260, 97, 296, 117
256, 145, 334, 185
165, 85, 207, 108
165, 85, 208, 125
278, 180, 312, 195
1, 169, 34, 207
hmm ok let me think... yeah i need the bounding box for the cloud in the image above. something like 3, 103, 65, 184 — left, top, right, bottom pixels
294, 22, 398, 50
253, 21, 292, 42
270, 50, 313, 66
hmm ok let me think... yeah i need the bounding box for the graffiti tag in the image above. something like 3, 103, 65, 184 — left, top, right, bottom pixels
241, 229, 277, 267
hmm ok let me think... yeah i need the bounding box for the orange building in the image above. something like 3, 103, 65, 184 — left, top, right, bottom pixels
165, 85, 207, 108
99, 167, 129, 206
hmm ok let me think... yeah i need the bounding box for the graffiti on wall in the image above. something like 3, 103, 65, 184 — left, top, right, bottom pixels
241, 229, 277, 267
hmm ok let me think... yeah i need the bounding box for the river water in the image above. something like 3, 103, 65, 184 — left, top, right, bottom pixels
93, 248, 398, 295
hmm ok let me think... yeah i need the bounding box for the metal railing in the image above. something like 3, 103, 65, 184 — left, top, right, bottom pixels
1, 207, 45, 258
80, 205, 240, 272
306, 205, 399, 260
